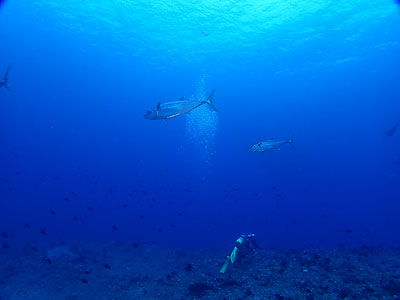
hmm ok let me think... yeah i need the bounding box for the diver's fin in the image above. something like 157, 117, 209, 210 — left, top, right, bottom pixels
205, 89, 217, 112
289, 137, 295, 150
157, 102, 161, 110
220, 256, 230, 273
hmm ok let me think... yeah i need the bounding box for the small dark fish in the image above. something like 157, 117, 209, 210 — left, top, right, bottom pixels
88, 206, 93, 211
122, 203, 128, 208
1, 232, 8, 239
73, 216, 78, 222
178, 212, 183, 216
345, 229, 353, 234
50, 210, 56, 215
139, 215, 144, 219
108, 188, 112, 193
272, 186, 277, 190
103, 264, 111, 269
32, 247, 37, 252
24, 223, 30, 228
112, 225, 118, 231
276, 194, 281, 198
64, 197, 69, 201
40, 229, 47, 235
81, 278, 88, 284
386, 122, 399, 137
185, 263, 194, 272
132, 242, 138, 248
2, 243, 9, 249
71, 192, 77, 196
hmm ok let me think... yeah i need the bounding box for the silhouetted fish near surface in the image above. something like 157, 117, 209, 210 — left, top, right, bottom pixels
386, 122, 399, 137
144, 89, 217, 120
0, 65, 10, 91
250, 137, 295, 153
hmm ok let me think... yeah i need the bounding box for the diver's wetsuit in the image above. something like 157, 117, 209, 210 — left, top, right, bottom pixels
234, 233, 259, 262
220, 233, 259, 273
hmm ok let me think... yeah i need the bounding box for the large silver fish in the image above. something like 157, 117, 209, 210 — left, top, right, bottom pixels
250, 137, 295, 153
144, 89, 216, 120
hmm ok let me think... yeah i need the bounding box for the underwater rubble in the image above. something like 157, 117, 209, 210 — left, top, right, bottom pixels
1, 242, 400, 300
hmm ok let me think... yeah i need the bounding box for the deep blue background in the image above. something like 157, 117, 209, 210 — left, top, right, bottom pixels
0, 0, 399, 248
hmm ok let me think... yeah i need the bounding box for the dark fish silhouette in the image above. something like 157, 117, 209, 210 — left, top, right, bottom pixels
0, 65, 10, 91
386, 122, 399, 137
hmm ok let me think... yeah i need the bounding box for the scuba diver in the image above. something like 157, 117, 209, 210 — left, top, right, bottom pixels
0, 65, 10, 91
220, 233, 259, 273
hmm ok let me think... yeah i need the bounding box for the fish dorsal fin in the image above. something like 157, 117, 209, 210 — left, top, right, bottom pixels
157, 102, 161, 110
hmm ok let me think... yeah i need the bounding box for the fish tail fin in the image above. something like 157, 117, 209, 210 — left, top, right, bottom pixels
3, 65, 10, 81
3, 82, 10, 91
289, 136, 295, 150
205, 89, 217, 112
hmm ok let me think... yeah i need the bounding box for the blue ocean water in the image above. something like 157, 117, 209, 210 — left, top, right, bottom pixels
0, 0, 399, 250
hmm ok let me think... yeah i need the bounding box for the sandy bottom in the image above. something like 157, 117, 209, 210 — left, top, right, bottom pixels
1, 242, 400, 300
